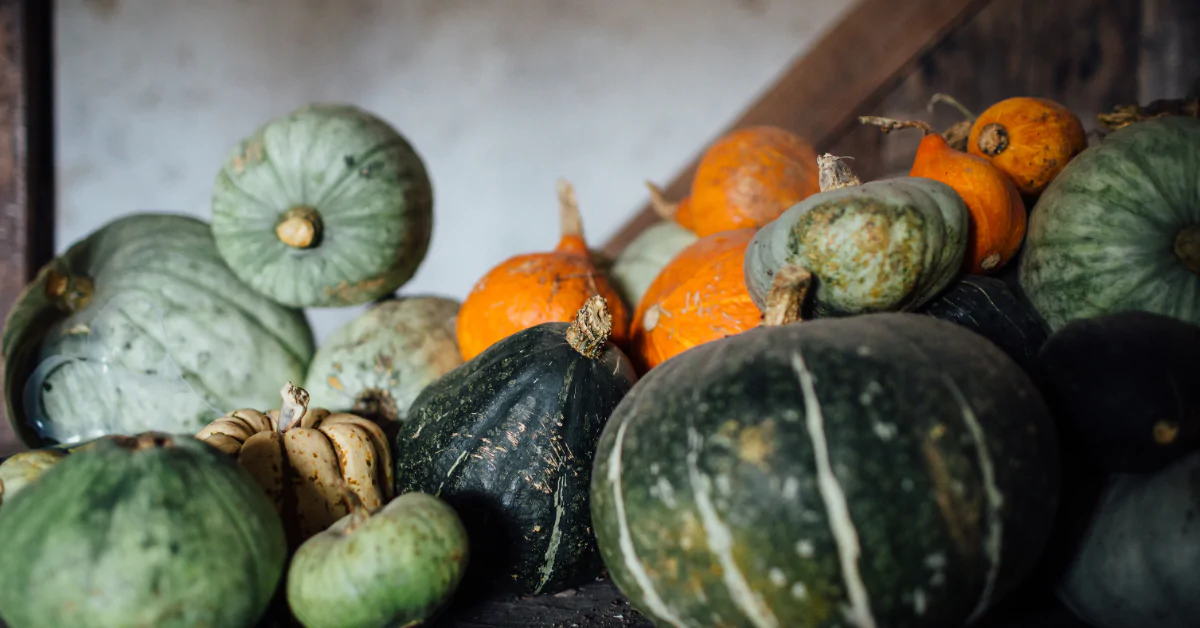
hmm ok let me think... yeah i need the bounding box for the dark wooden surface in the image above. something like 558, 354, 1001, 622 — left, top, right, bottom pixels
0, 0, 52, 458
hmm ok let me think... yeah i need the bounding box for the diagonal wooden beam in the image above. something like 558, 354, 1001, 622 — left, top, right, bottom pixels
601, 0, 995, 257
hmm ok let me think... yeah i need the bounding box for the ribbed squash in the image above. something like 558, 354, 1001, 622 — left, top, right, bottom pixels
395, 297, 636, 595
1, 213, 314, 449
592, 310, 1060, 628
456, 181, 630, 361
211, 103, 433, 308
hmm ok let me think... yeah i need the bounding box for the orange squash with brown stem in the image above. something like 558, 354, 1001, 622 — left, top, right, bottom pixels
861, 115, 1027, 274
628, 228, 759, 373
966, 96, 1087, 197
456, 181, 631, 361
646, 126, 821, 237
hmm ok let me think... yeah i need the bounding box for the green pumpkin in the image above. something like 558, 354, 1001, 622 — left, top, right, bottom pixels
1, 213, 314, 449
591, 313, 1059, 628
1057, 451, 1200, 628
0, 433, 287, 628
610, 221, 699, 308
745, 156, 969, 318
1020, 116, 1200, 332
394, 296, 637, 595
303, 295, 462, 428
211, 103, 433, 308
287, 491, 470, 628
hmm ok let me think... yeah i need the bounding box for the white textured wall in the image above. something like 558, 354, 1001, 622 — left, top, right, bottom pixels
56, 0, 851, 342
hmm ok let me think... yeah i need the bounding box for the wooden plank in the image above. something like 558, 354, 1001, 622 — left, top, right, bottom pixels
0, 0, 53, 457
1138, 0, 1200, 101
600, 0, 995, 257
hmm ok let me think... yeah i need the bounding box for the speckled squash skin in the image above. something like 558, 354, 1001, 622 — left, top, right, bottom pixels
591, 313, 1060, 628
1, 214, 315, 449
211, 103, 433, 308
303, 295, 462, 425
394, 320, 637, 595
1019, 116, 1200, 332
745, 178, 969, 317
610, 222, 700, 309
287, 492, 470, 628
1057, 451, 1200, 628
917, 275, 1048, 372
0, 433, 287, 628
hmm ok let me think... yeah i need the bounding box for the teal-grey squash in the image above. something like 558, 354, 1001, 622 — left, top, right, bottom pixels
394, 296, 637, 595
287, 491, 470, 628
1, 213, 314, 449
591, 303, 1060, 627
0, 432, 287, 628
610, 186, 701, 308
1057, 451, 1200, 628
211, 103, 433, 308
303, 295, 462, 428
1020, 116, 1200, 332
745, 154, 969, 318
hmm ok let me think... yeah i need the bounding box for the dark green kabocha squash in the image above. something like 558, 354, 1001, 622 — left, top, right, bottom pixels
590, 276, 1060, 628
1031, 310, 1200, 473
211, 103, 434, 308
393, 296, 637, 595
918, 275, 1048, 371
0, 432, 287, 628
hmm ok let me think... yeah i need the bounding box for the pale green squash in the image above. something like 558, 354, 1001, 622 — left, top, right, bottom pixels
745, 156, 969, 317
211, 103, 434, 308
1, 213, 314, 448
303, 295, 462, 426
610, 221, 699, 308
1020, 116, 1200, 332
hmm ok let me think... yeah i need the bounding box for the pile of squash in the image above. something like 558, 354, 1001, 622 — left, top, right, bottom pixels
0, 91, 1196, 628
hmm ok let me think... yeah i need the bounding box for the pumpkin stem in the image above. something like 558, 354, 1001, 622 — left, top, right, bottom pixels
565, 295, 613, 359
762, 264, 812, 327
976, 123, 1010, 157
817, 153, 861, 192
109, 432, 177, 451
276, 206, 323, 249
42, 268, 95, 313
645, 181, 679, 220
858, 116, 936, 136
1176, 224, 1200, 276
338, 483, 373, 534
927, 93, 977, 121
1097, 98, 1199, 131
277, 382, 310, 433
557, 178, 585, 239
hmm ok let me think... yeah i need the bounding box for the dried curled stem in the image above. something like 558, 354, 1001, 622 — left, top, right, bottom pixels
817, 154, 861, 192
1098, 98, 1200, 131
277, 382, 310, 433
565, 295, 613, 359
645, 181, 679, 220
859, 116, 936, 136
557, 178, 584, 239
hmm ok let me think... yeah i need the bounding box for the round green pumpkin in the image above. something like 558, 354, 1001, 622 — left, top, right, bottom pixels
1, 213, 314, 449
211, 103, 433, 308
591, 313, 1059, 628
745, 170, 969, 317
303, 295, 462, 428
0, 433, 287, 628
1020, 116, 1200, 332
287, 491, 470, 628
610, 221, 699, 308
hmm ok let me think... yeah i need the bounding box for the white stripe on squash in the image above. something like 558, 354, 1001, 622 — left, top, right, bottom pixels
685, 427, 779, 628
792, 351, 877, 628
535, 473, 568, 594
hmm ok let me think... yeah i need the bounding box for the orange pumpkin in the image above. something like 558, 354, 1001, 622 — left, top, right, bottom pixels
663, 126, 821, 238
629, 228, 759, 372
456, 180, 631, 361
861, 116, 1027, 273
967, 97, 1087, 197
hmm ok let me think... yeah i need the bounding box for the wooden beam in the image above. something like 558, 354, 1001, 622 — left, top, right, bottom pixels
600, 0, 995, 257
0, 0, 54, 457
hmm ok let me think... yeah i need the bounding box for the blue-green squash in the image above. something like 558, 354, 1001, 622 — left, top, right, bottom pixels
610, 185, 701, 308
0, 432, 287, 628
591, 309, 1060, 628
1020, 116, 1200, 332
745, 155, 969, 318
211, 103, 433, 308
393, 296, 637, 595
1, 213, 314, 449
303, 295, 462, 428
287, 491, 470, 628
